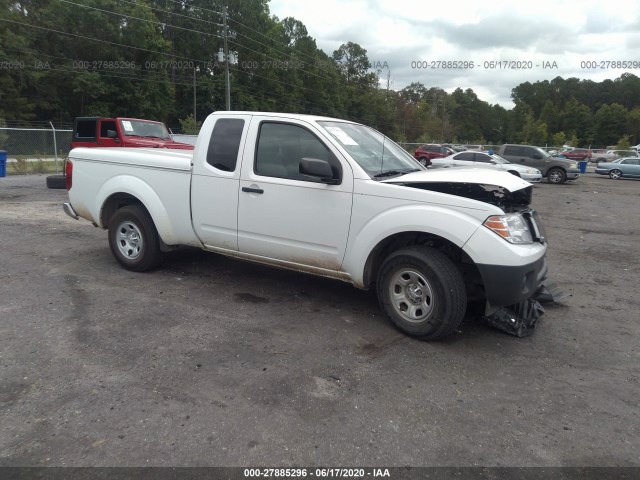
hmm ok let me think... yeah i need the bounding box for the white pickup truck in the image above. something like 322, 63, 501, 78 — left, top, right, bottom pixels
63, 111, 549, 340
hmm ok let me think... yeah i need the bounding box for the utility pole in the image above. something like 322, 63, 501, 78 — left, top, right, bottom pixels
223, 7, 230, 111
193, 66, 197, 122
216, 7, 237, 111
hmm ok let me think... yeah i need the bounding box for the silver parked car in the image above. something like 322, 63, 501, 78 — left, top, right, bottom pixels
595, 157, 640, 179
430, 151, 542, 183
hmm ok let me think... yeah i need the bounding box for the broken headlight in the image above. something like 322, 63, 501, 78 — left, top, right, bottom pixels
483, 214, 533, 244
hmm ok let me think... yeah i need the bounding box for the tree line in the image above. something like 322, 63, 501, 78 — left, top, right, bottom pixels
1, 0, 639, 148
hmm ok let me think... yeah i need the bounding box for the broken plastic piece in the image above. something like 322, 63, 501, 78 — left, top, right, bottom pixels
535, 281, 569, 303
483, 297, 545, 337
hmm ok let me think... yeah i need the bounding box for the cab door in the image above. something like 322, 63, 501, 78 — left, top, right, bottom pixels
97, 119, 120, 147
237, 118, 353, 271
191, 115, 251, 251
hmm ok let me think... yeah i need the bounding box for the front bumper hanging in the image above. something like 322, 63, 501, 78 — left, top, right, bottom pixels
483, 281, 568, 337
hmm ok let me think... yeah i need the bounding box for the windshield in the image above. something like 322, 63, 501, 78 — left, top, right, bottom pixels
319, 121, 424, 177
119, 119, 171, 140
489, 153, 510, 164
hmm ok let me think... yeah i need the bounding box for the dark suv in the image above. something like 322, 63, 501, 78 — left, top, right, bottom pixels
413, 144, 453, 166
497, 144, 580, 184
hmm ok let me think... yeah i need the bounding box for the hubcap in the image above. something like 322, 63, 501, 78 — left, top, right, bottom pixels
549, 171, 562, 183
611, 170, 621, 179
388, 269, 434, 323
116, 221, 144, 260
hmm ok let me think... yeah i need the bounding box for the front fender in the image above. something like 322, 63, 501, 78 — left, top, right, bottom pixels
342, 204, 483, 287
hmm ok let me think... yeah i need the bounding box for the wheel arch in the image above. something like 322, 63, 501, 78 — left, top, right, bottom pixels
95, 176, 178, 244
546, 166, 567, 182
361, 231, 485, 304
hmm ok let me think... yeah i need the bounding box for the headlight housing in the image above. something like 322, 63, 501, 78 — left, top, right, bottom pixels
483, 214, 533, 244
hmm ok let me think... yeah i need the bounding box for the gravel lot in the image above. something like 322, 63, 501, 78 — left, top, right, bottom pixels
0, 172, 638, 468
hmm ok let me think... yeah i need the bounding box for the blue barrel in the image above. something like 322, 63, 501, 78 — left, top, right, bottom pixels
579, 160, 587, 174
0, 150, 6, 177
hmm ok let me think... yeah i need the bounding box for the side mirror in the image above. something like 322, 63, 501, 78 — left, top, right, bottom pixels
532, 153, 542, 160
299, 158, 339, 185
107, 130, 121, 143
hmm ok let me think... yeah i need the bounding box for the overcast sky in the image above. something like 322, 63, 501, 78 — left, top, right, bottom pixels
269, 0, 640, 108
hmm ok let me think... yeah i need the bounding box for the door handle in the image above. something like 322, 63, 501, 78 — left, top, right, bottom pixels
242, 187, 264, 194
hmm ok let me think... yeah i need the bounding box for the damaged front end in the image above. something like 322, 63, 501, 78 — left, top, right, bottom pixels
397, 180, 533, 212
483, 282, 568, 337
386, 171, 566, 338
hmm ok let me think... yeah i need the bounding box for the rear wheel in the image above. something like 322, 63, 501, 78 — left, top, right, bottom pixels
418, 156, 429, 167
376, 247, 467, 340
609, 169, 622, 180
547, 167, 566, 184
108, 205, 163, 271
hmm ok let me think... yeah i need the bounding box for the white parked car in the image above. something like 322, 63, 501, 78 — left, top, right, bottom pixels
430, 151, 542, 183
592, 150, 639, 164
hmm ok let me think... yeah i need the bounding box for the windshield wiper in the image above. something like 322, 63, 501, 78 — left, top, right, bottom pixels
373, 168, 421, 179
373, 170, 405, 178
138, 135, 170, 140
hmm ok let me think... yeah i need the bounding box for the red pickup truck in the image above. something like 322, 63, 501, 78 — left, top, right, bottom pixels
71, 117, 194, 150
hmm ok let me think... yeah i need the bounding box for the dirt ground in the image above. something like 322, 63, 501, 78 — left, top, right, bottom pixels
0, 172, 638, 468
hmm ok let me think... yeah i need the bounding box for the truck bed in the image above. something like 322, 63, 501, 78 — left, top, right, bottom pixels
68, 147, 200, 247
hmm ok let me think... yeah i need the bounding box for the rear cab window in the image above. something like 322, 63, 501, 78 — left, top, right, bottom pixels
206, 118, 245, 172
75, 119, 97, 140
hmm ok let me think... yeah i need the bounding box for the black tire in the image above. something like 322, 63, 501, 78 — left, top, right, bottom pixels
108, 205, 163, 272
418, 156, 429, 167
46, 174, 66, 189
547, 167, 567, 184
507, 170, 521, 177
376, 247, 467, 340
609, 169, 622, 180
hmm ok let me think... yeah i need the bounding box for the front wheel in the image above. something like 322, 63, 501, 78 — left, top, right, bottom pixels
108, 205, 163, 271
609, 169, 622, 180
547, 167, 567, 184
417, 157, 429, 167
376, 247, 467, 340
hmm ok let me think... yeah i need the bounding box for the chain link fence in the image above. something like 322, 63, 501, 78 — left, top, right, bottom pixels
0, 127, 73, 159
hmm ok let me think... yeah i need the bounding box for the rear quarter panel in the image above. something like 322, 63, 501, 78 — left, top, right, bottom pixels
68, 149, 200, 246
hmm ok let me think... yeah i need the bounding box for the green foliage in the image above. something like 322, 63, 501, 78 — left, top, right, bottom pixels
11, 156, 28, 174
179, 114, 202, 135
31, 158, 47, 173
0, 118, 7, 147
551, 131, 566, 147
616, 135, 631, 150
0, 0, 639, 146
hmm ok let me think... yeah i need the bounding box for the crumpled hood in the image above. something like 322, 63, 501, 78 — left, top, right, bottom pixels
382, 168, 531, 191
381, 168, 533, 209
